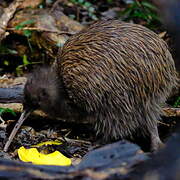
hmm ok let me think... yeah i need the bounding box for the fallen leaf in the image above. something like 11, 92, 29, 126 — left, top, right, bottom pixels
18, 146, 71, 166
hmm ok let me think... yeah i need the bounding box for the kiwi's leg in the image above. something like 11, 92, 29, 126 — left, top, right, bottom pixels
150, 125, 164, 152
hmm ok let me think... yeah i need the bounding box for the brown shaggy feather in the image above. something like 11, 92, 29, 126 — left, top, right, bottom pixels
24, 20, 177, 150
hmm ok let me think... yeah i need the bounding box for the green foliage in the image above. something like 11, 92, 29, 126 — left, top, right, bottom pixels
15, 19, 35, 38
0, 107, 16, 116
0, 45, 17, 71
15, 19, 35, 30
22, 54, 30, 65
106, 0, 113, 3
3, 60, 9, 66
0, 45, 17, 55
16, 55, 42, 76
16, 55, 30, 75
23, 30, 32, 38
70, 0, 98, 20
173, 96, 180, 108
15, 20, 35, 52
119, 0, 161, 29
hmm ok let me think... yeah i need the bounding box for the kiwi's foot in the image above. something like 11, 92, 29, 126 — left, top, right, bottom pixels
150, 126, 164, 152
150, 136, 164, 152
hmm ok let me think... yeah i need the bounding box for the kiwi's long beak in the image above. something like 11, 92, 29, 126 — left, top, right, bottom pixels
3, 109, 32, 152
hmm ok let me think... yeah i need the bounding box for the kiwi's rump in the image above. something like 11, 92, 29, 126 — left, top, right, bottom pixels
58, 20, 177, 139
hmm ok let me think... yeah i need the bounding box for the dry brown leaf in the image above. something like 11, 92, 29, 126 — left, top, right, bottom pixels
19, 0, 43, 9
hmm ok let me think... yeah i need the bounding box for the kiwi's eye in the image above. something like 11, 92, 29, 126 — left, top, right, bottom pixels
23, 92, 39, 110
39, 88, 48, 101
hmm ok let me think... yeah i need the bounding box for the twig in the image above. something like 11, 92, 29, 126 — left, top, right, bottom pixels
6, 27, 75, 35
157, 120, 170, 127
0, 116, 7, 128
163, 107, 180, 117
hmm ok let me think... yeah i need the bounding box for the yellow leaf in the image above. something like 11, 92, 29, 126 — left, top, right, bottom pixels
18, 146, 71, 166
